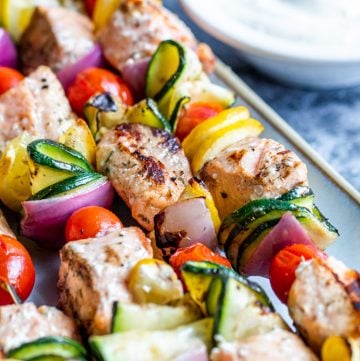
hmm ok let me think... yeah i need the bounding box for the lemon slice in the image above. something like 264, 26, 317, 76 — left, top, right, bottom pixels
191, 118, 264, 174
93, 0, 122, 30
321, 336, 351, 361
182, 106, 250, 162
2, 0, 59, 40
180, 178, 221, 234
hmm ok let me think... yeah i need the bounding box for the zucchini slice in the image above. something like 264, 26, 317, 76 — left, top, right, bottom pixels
208, 275, 287, 342
219, 198, 339, 270
125, 98, 171, 132
27, 139, 94, 195
90, 318, 213, 361
111, 301, 201, 333
181, 261, 223, 313
84, 92, 127, 142
28, 139, 93, 173
181, 261, 272, 313
278, 185, 315, 209
145, 40, 202, 102
6, 336, 87, 360
30, 173, 104, 200
145, 40, 203, 121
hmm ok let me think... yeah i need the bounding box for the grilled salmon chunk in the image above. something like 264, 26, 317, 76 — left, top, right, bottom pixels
211, 329, 319, 361
0, 66, 77, 150
98, 0, 215, 73
58, 227, 153, 335
96, 123, 192, 230
200, 137, 308, 219
19, 6, 94, 75
0, 303, 79, 356
288, 258, 360, 352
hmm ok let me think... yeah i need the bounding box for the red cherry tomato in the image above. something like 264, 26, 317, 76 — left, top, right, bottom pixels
169, 243, 231, 279
269, 244, 326, 303
0, 235, 35, 305
0, 67, 24, 96
67, 67, 134, 115
65, 206, 123, 242
176, 102, 223, 141
85, 0, 97, 16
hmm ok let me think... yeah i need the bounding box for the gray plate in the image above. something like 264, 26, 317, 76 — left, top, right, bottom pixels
28, 62, 360, 324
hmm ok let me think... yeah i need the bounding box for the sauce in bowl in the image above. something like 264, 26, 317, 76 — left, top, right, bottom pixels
221, 0, 360, 60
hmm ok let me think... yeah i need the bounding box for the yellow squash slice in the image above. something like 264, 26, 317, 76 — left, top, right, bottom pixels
191, 118, 264, 174
182, 106, 250, 162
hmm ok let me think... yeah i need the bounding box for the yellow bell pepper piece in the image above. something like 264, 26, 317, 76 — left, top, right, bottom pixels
182, 106, 250, 162
128, 258, 183, 304
180, 178, 221, 234
93, 0, 122, 30
191, 118, 264, 174
321, 336, 351, 361
0, 133, 35, 211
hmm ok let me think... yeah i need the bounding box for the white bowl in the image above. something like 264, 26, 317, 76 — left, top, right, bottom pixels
180, 0, 360, 89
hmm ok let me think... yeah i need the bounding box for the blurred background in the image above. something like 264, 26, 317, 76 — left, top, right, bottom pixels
165, 0, 360, 191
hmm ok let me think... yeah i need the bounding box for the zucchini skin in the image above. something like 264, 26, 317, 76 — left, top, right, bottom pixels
146, 40, 186, 102
181, 261, 273, 311
6, 336, 87, 360
278, 185, 314, 201
220, 194, 339, 274
30, 173, 104, 200
28, 139, 93, 174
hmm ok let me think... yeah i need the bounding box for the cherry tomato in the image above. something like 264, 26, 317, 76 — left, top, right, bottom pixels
65, 206, 123, 242
269, 243, 326, 303
175, 102, 223, 141
85, 0, 97, 16
169, 243, 231, 279
0, 67, 24, 96
0, 235, 35, 305
67, 67, 134, 115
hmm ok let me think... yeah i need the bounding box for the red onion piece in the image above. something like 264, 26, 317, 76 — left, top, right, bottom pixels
155, 197, 218, 258
56, 43, 104, 90
20, 178, 114, 249
173, 344, 209, 361
243, 212, 315, 277
121, 58, 150, 101
0, 29, 18, 68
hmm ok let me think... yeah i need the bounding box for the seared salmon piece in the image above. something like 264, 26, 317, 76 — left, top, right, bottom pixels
200, 137, 308, 219
19, 6, 94, 75
211, 329, 318, 361
288, 258, 360, 352
98, 0, 215, 73
0, 303, 79, 356
96, 123, 192, 230
0, 66, 77, 150
58, 227, 153, 335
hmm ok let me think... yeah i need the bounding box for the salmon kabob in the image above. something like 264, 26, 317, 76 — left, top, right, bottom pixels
0, 1, 358, 361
